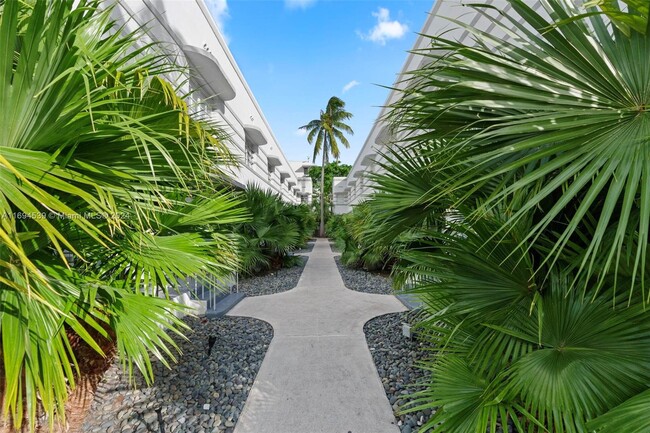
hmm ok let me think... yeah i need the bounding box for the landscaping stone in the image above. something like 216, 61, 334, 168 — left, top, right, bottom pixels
362, 288, 510, 432
364, 312, 433, 433
237, 256, 308, 297
335, 252, 435, 431
337, 252, 432, 430
335, 255, 393, 294
228, 238, 405, 433
329, 240, 341, 253
81, 316, 272, 433
294, 240, 316, 254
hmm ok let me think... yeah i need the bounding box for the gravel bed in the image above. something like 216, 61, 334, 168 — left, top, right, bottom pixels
237, 255, 308, 297
329, 240, 341, 253
81, 316, 273, 433
335, 255, 393, 294
365, 317, 513, 433
365, 312, 433, 433
294, 240, 316, 254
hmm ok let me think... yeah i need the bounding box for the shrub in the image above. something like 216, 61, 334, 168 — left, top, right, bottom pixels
327, 202, 396, 271
362, 0, 650, 431
235, 185, 316, 275
0, 2, 247, 429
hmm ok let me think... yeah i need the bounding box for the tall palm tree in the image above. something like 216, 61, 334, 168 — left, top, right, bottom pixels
300, 96, 353, 236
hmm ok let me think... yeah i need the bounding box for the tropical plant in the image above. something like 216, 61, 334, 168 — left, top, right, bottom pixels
0, 1, 246, 430
235, 185, 315, 275
361, 0, 650, 431
308, 161, 351, 216
326, 202, 396, 271
390, 0, 650, 295
395, 213, 650, 433
300, 97, 354, 236
283, 202, 318, 246
575, 0, 648, 35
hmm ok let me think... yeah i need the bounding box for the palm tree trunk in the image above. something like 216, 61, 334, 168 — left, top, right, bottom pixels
320, 149, 325, 237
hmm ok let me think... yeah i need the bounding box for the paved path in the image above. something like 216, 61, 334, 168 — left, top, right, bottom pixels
228, 238, 406, 433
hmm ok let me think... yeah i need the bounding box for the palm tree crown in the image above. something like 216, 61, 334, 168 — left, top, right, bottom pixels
301, 96, 354, 163
300, 96, 353, 236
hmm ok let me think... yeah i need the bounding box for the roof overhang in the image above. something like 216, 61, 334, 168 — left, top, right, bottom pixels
182, 45, 236, 101
361, 152, 377, 167
267, 155, 282, 167
287, 180, 296, 187
244, 125, 268, 147
374, 125, 392, 146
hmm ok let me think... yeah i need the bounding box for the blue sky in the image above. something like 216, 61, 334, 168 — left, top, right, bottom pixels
206, 0, 434, 165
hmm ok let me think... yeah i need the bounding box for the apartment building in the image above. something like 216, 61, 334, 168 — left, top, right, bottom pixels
108, 0, 312, 204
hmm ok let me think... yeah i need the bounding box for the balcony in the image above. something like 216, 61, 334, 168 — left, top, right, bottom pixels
244, 125, 268, 169
374, 124, 392, 146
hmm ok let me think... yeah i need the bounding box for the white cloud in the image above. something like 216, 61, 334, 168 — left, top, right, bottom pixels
342, 80, 360, 93
295, 129, 307, 136
285, 0, 317, 10
360, 7, 408, 45
206, 0, 230, 40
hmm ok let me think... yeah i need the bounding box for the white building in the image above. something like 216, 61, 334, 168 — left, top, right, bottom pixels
108, 0, 312, 204
333, 0, 544, 214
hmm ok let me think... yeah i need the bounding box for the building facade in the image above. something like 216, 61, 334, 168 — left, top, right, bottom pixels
333, 0, 544, 214
108, 0, 312, 204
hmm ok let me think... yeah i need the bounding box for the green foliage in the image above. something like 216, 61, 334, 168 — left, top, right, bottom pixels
360, 0, 650, 431
0, 1, 247, 429
326, 203, 396, 271
309, 161, 352, 203
300, 98, 354, 164
579, 0, 648, 36
309, 161, 351, 229
235, 185, 316, 275
399, 216, 650, 432
283, 202, 317, 246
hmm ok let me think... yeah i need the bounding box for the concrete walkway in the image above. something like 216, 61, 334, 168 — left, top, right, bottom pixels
228, 238, 407, 433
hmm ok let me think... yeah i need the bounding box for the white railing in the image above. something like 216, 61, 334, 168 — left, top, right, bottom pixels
170, 272, 239, 314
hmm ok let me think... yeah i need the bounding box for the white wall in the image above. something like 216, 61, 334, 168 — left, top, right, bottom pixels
109, 0, 312, 204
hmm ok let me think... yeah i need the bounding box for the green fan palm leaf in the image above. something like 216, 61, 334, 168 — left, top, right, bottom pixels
587, 388, 650, 432
360, 0, 650, 431
391, 0, 650, 296
234, 185, 312, 275
0, 1, 247, 429
397, 216, 650, 433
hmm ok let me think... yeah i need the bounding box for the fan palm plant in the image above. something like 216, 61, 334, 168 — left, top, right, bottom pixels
362, 0, 650, 431
299, 96, 353, 236
282, 202, 317, 246
328, 201, 397, 271
235, 185, 313, 275
390, 0, 650, 296
396, 214, 650, 432
0, 1, 246, 430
